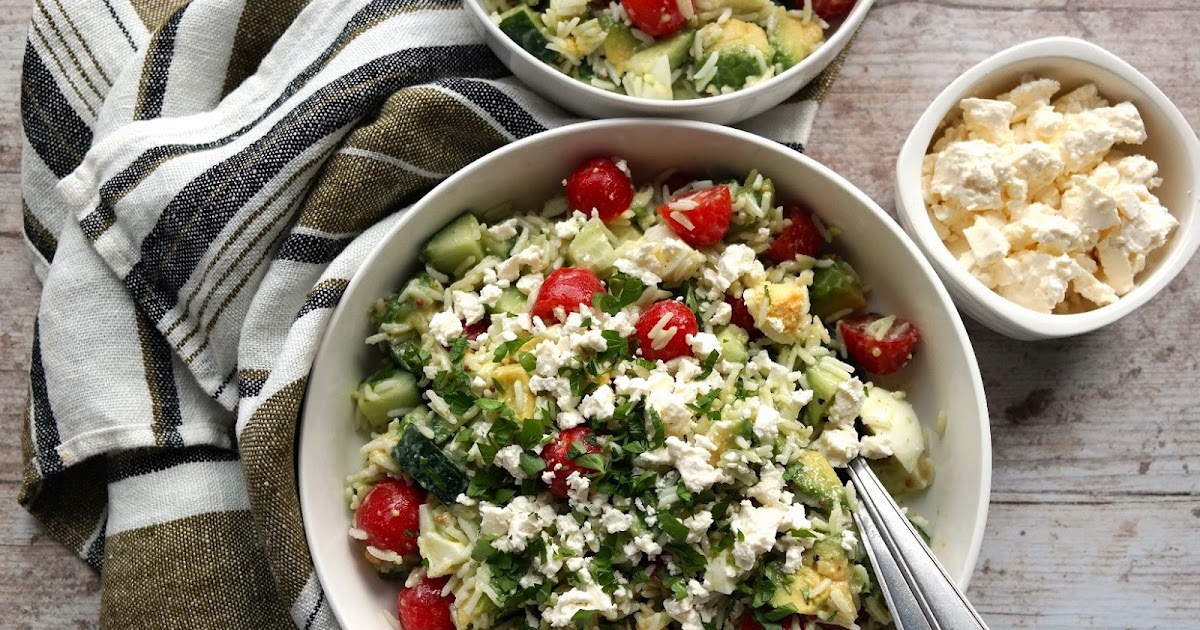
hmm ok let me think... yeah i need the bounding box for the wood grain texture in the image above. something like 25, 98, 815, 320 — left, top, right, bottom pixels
1, 0, 1198, 627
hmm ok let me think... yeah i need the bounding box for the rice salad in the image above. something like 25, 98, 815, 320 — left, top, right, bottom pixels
484, 0, 836, 99
346, 157, 935, 630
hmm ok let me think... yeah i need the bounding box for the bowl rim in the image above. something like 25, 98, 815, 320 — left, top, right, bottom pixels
895, 36, 1200, 339
462, 0, 875, 114
299, 118, 993, 626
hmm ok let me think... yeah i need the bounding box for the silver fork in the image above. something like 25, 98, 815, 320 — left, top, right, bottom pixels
845, 458, 991, 630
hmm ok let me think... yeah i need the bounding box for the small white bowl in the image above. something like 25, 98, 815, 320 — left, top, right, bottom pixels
300, 119, 991, 629
464, 0, 873, 125
895, 37, 1200, 340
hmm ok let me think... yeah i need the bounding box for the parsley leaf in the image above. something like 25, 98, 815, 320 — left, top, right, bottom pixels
388, 340, 431, 375
592, 272, 646, 315
698, 350, 719, 379
492, 336, 531, 362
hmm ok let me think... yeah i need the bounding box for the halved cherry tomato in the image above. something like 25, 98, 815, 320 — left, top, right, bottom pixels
531, 267, 605, 322
661, 170, 701, 196
541, 426, 603, 498
738, 617, 766, 630
397, 575, 455, 630
354, 477, 425, 555
838, 312, 920, 375
810, 0, 856, 20
765, 205, 823, 263
465, 319, 489, 340
566, 157, 634, 223
726, 295, 760, 339
657, 185, 732, 248
621, 0, 689, 37
634, 300, 699, 362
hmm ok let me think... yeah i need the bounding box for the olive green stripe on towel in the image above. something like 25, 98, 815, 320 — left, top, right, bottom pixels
17, 417, 107, 559
790, 29, 859, 105
240, 378, 314, 604
296, 87, 509, 235
222, 0, 311, 97
99, 510, 291, 630
129, 0, 191, 33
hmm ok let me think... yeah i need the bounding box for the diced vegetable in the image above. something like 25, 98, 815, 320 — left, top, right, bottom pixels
787, 450, 845, 510
715, 325, 750, 363
490, 286, 527, 315
423, 213, 484, 277
809, 259, 868, 321
566, 218, 619, 273
496, 5, 556, 64
392, 424, 469, 504
354, 367, 420, 431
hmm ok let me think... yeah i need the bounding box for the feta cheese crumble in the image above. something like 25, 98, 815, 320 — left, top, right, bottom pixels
924, 77, 1177, 313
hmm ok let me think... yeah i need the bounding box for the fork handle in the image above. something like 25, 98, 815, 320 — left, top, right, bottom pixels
847, 458, 990, 630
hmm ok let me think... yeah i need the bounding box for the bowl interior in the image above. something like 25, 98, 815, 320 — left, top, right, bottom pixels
463, 0, 875, 123
300, 119, 991, 628
897, 39, 1200, 338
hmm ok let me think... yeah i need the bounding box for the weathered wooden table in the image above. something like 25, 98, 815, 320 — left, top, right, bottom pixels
1, 1, 1197, 627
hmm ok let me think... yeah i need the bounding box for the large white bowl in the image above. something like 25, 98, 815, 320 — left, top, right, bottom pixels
299, 119, 991, 629
895, 37, 1200, 340
464, 0, 874, 125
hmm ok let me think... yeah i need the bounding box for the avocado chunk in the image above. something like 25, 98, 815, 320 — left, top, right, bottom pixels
715, 325, 750, 363
497, 5, 557, 64
491, 286, 527, 315
423, 213, 485, 277
769, 538, 855, 625
788, 450, 845, 510
354, 367, 421, 431
625, 29, 695, 77
809, 259, 868, 322
567, 218, 619, 274
600, 16, 640, 74
769, 6, 825, 69
699, 19, 771, 91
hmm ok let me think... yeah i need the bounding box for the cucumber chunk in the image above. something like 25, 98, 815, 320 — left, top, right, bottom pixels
497, 5, 557, 64
566, 218, 618, 274
803, 355, 852, 425
392, 424, 469, 504
809, 259, 868, 322
481, 229, 516, 258
715, 325, 750, 363
378, 272, 442, 327
424, 213, 485, 277
354, 367, 421, 431
492, 286, 527, 315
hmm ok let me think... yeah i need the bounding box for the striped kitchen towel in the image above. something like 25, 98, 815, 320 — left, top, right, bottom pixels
18, 0, 856, 627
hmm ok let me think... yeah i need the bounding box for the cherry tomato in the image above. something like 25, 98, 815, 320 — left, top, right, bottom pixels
465, 319, 489, 340
838, 312, 921, 375
397, 575, 454, 630
725, 295, 760, 339
531, 267, 605, 323
661, 170, 701, 196
738, 617, 766, 630
809, 0, 856, 20
765, 205, 823, 264
354, 477, 425, 555
566, 157, 634, 223
621, 0, 689, 37
541, 426, 603, 498
657, 184, 733, 248
634, 300, 699, 362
